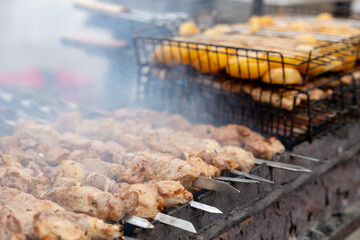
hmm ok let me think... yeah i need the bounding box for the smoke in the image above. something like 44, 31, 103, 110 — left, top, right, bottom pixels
0, 0, 112, 108
0, 0, 253, 127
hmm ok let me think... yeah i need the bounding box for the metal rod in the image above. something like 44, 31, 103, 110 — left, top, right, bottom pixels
254, 158, 312, 173
289, 153, 325, 163
231, 169, 274, 184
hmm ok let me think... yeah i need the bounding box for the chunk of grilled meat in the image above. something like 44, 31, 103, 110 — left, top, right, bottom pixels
192, 124, 285, 160
55, 112, 251, 173
0, 187, 62, 238
64, 153, 156, 185
90, 140, 124, 163
51, 160, 90, 185
34, 211, 122, 240
14, 119, 60, 146
186, 156, 220, 178
141, 128, 241, 171
125, 150, 200, 190
221, 146, 255, 173
0, 223, 26, 240
44, 146, 71, 167
111, 108, 284, 160
0, 204, 26, 240
0, 187, 122, 240
118, 182, 164, 219
156, 180, 193, 208
0, 159, 51, 199
48, 185, 137, 222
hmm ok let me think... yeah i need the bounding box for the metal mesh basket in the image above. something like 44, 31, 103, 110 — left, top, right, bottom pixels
136, 65, 358, 149
134, 18, 360, 86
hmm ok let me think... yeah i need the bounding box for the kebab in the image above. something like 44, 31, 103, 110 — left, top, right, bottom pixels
0, 153, 139, 223
13, 118, 242, 191
53, 113, 277, 181
73, 113, 310, 172
52, 111, 309, 185
54, 113, 254, 172
0, 147, 196, 232
4, 123, 227, 232
112, 108, 322, 163
0, 187, 122, 240
12, 118, 247, 192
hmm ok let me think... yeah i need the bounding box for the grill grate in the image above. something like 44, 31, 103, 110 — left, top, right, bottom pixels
136, 65, 358, 149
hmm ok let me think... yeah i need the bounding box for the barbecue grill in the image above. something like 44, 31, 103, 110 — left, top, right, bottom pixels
1, 1, 360, 240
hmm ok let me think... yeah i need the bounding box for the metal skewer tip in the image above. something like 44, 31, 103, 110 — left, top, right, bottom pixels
123, 215, 154, 229
192, 176, 240, 194
231, 169, 274, 184
154, 213, 197, 233
124, 236, 140, 240
289, 153, 325, 163
214, 176, 259, 184
189, 200, 222, 214
254, 158, 312, 173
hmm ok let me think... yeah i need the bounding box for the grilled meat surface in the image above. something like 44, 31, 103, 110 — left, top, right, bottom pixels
0, 108, 285, 238
0, 187, 122, 240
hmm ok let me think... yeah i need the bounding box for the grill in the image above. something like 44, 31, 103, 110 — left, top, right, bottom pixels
132, 10, 360, 149
2, 1, 360, 240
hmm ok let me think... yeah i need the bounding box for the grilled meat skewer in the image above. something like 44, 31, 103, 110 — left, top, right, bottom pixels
13, 119, 243, 192
112, 108, 285, 160
0, 187, 122, 240
54, 113, 255, 173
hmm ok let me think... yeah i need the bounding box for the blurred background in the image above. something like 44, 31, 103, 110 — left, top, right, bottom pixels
0, 0, 356, 110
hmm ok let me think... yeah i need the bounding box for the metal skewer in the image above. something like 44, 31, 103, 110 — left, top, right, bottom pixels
154, 213, 197, 233
213, 176, 259, 184
189, 201, 222, 214
231, 169, 274, 184
123, 215, 154, 229
289, 153, 325, 163
254, 158, 312, 173
124, 236, 139, 240
192, 176, 240, 194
